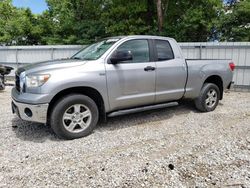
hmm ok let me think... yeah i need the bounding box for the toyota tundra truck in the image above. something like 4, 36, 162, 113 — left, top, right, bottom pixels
11, 36, 235, 139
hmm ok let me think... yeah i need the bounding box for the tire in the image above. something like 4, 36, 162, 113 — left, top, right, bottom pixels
195, 83, 220, 112
0, 76, 5, 90
50, 94, 99, 140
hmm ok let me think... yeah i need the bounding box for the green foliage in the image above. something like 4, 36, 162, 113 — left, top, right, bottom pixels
164, 0, 222, 41
101, 0, 157, 36
219, 0, 250, 41
45, 0, 106, 44
0, 0, 249, 45
0, 0, 44, 45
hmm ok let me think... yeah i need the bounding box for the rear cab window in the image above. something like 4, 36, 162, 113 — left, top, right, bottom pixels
155, 40, 174, 61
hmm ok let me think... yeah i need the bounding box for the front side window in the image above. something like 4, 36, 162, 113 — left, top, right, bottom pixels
155, 40, 174, 61
72, 38, 120, 60
116, 39, 149, 63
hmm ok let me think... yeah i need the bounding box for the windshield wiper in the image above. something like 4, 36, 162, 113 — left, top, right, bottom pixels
82, 58, 95, 60
71, 57, 82, 60
71, 57, 96, 60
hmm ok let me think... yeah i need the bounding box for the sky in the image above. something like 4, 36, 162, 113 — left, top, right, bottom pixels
12, 0, 48, 14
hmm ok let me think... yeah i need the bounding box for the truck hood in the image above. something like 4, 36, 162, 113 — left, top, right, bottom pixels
17, 59, 86, 75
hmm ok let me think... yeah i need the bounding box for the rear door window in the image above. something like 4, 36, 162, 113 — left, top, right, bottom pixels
155, 40, 174, 61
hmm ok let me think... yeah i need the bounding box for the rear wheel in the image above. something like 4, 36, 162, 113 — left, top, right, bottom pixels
50, 94, 99, 140
195, 83, 220, 112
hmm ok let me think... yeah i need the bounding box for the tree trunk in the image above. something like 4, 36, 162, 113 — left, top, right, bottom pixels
156, 0, 163, 33
156, 0, 169, 33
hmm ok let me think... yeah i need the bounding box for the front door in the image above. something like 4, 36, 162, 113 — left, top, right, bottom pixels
105, 39, 156, 111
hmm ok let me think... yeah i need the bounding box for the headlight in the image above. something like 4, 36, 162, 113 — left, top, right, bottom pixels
26, 74, 50, 88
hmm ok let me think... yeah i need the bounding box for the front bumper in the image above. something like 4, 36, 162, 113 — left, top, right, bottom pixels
12, 100, 49, 124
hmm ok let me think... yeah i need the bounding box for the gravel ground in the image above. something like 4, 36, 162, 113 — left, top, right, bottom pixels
0, 86, 250, 187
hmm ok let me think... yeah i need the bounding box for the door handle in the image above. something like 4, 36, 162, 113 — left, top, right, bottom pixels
144, 66, 156, 71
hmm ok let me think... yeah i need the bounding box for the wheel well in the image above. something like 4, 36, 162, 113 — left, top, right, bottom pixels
204, 75, 223, 100
47, 87, 106, 123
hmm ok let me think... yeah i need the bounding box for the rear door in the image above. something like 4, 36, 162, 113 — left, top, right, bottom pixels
105, 39, 156, 111
154, 39, 187, 103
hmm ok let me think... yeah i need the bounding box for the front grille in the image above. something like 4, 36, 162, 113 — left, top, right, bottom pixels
15, 73, 20, 92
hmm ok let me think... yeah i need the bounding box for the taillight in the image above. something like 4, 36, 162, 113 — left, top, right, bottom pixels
229, 62, 235, 71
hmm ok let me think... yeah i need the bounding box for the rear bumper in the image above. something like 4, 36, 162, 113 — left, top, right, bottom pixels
12, 100, 48, 124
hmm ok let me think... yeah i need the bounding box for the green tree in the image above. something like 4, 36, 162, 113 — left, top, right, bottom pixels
0, 0, 44, 45
101, 0, 157, 36
163, 0, 222, 42
45, 0, 106, 44
219, 0, 250, 41
100, 0, 223, 41
1, 0, 249, 45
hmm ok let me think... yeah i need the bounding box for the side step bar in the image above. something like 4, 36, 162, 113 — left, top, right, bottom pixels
107, 102, 178, 117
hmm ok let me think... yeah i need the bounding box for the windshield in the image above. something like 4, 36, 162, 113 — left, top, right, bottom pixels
71, 38, 120, 60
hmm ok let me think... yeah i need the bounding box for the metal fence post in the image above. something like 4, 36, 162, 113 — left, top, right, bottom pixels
199, 44, 202, 59
16, 48, 19, 68
51, 48, 54, 60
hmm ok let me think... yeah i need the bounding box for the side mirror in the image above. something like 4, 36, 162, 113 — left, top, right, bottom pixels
110, 50, 132, 64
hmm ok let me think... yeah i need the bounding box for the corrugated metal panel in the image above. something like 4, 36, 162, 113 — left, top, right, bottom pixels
1, 43, 250, 90
180, 42, 250, 90
0, 45, 84, 76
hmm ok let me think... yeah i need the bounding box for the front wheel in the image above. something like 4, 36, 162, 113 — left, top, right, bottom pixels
195, 83, 220, 112
0, 76, 5, 90
50, 94, 99, 140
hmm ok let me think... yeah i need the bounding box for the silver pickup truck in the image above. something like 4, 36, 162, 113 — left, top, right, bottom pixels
11, 35, 235, 139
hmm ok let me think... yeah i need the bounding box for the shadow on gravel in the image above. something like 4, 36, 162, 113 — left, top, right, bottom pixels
11, 103, 198, 142
98, 103, 198, 132
11, 117, 59, 143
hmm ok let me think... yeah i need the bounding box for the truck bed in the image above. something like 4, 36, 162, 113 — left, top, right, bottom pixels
184, 59, 233, 99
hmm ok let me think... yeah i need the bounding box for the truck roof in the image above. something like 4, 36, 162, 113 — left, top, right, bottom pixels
106, 35, 175, 41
